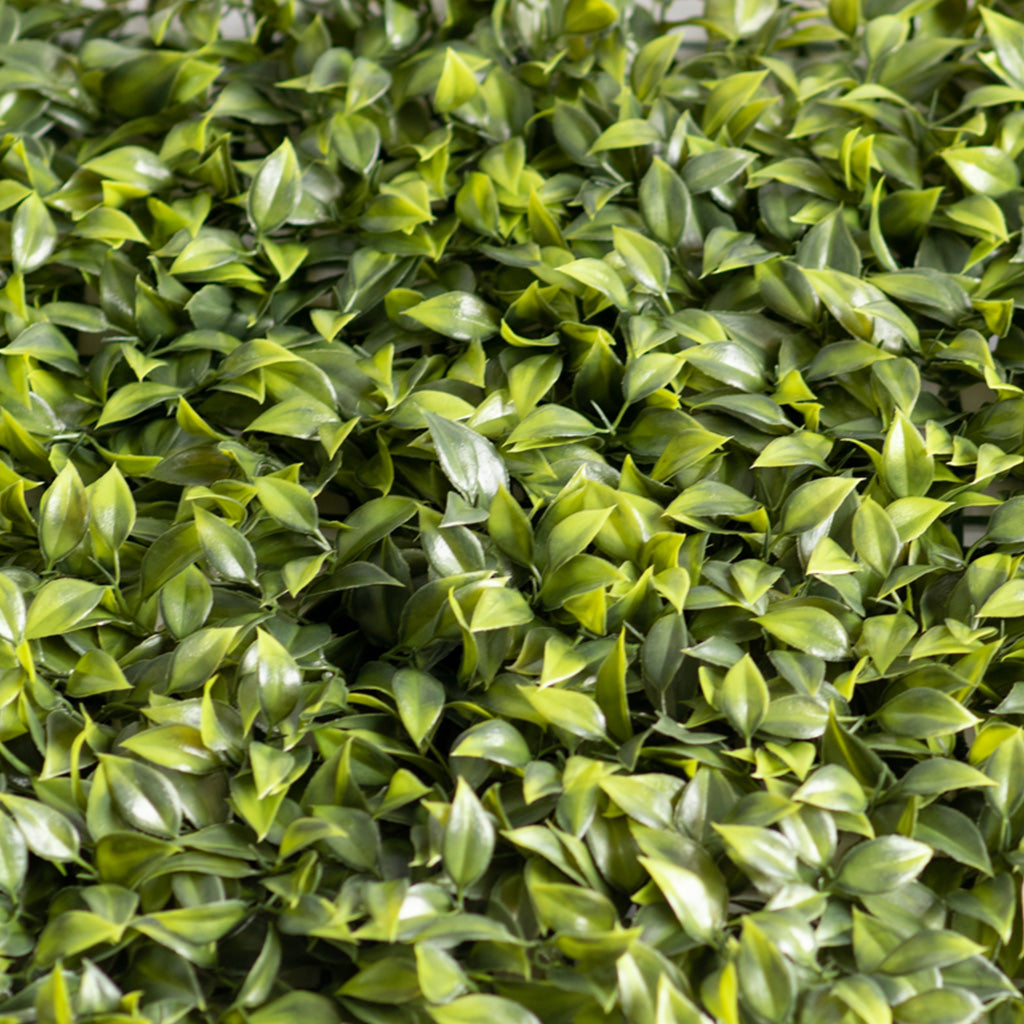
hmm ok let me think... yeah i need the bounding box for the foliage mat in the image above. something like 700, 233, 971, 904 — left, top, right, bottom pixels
6, 0, 1024, 1021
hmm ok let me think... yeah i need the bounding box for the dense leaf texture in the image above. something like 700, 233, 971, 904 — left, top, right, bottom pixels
2, 1, 1024, 1023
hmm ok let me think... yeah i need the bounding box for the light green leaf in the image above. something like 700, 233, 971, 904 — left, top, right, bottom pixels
429, 995, 540, 1024
876, 688, 979, 738
405, 292, 500, 341
443, 777, 495, 889
780, 477, 861, 534
38, 463, 87, 565
719, 654, 769, 740
254, 476, 320, 535
942, 145, 1020, 197
25, 579, 107, 639
882, 410, 933, 498
12, 193, 57, 274
613, 226, 670, 293
435, 48, 477, 112
834, 835, 932, 895
639, 855, 727, 942
248, 138, 301, 232
425, 412, 508, 505
393, 668, 445, 749
755, 605, 849, 661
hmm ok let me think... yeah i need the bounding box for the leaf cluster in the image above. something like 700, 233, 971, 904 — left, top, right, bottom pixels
3, 0, 1024, 1022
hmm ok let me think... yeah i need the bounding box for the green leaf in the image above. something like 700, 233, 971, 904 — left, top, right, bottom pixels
977, 579, 1024, 617
834, 835, 932, 895
797, 208, 861, 276
248, 139, 301, 232
882, 410, 933, 498
96, 382, 183, 428
941, 145, 1020, 197
589, 119, 662, 153
981, 6, 1024, 87
38, 462, 87, 565
876, 688, 979, 738
456, 172, 500, 237
880, 929, 984, 975
362, 182, 433, 232
345, 56, 391, 112
82, 146, 172, 191
25, 579, 107, 639
898, 759, 995, 796
3, 322, 80, 372
714, 824, 799, 884
752, 432, 832, 470
429, 995, 540, 1024
719, 654, 769, 740
0, 819, 28, 897
613, 226, 670, 293
544, 508, 613, 572
0, 795, 79, 863
563, 0, 617, 33
256, 628, 302, 724
889, 989, 983, 1024
738, 919, 794, 1022
683, 148, 756, 194
12, 193, 58, 274
425, 412, 508, 505
780, 477, 861, 534
559, 258, 631, 309
405, 292, 500, 341
452, 719, 531, 767
754, 605, 849, 661
88, 465, 135, 558
254, 476, 320, 535
793, 764, 867, 813
0, 574, 26, 645
639, 855, 727, 943
470, 587, 533, 631
68, 648, 132, 697
506, 404, 601, 450
435, 48, 477, 112
331, 113, 380, 176
596, 630, 633, 742
248, 992, 340, 1024
852, 497, 899, 576
169, 625, 240, 694
833, 977, 891, 1024
195, 506, 257, 583
755, 258, 820, 326
631, 33, 683, 101
522, 685, 607, 741
640, 157, 692, 247
140, 521, 201, 599
443, 778, 495, 889
100, 754, 182, 838
487, 484, 534, 566
35, 911, 123, 966
336, 495, 418, 563
393, 668, 445, 749
703, 70, 768, 136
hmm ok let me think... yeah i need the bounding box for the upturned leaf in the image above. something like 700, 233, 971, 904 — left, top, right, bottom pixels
38, 462, 87, 565
780, 477, 861, 534
755, 605, 850, 661
12, 193, 58, 274
425, 412, 508, 505
405, 292, 500, 341
443, 778, 495, 889
834, 836, 932, 894
248, 139, 301, 232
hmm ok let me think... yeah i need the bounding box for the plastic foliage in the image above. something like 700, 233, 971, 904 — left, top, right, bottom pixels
1, 0, 1024, 1022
